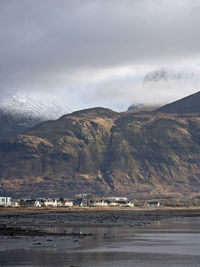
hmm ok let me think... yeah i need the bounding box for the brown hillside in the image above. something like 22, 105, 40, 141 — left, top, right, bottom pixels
0, 107, 200, 198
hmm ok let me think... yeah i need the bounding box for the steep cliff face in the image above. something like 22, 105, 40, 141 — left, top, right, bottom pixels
0, 105, 199, 198
0, 108, 119, 197
104, 113, 200, 198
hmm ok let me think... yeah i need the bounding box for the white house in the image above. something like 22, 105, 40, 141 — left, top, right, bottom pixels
64, 200, 73, 207
90, 200, 108, 207
34, 200, 43, 207
11, 199, 20, 207
0, 197, 12, 207
109, 201, 118, 206
106, 197, 128, 202
147, 201, 160, 207
104, 197, 134, 207
126, 201, 134, 207
44, 198, 58, 207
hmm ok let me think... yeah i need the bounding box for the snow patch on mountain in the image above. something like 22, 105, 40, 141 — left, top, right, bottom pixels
0, 92, 72, 120
0, 92, 72, 137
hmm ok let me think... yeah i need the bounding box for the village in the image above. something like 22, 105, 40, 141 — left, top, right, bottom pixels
0, 194, 161, 208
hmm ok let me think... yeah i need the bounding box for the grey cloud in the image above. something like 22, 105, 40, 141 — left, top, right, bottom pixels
0, 0, 200, 109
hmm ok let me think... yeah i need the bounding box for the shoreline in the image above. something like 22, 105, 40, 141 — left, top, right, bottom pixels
0, 207, 200, 234
0, 207, 200, 227
1, 206, 200, 216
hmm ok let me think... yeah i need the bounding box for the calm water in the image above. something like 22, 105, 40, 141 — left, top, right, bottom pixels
0, 216, 200, 266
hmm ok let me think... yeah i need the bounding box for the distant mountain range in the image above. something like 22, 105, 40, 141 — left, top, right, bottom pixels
0, 91, 199, 199
0, 93, 71, 138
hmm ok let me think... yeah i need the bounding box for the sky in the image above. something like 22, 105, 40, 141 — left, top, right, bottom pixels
1, 0, 200, 112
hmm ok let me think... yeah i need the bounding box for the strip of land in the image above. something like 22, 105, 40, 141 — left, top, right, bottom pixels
1, 206, 200, 215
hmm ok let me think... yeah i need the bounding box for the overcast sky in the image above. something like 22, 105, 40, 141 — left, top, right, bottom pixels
1, 0, 200, 111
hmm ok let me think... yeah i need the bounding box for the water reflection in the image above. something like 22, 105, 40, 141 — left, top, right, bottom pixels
0, 217, 200, 267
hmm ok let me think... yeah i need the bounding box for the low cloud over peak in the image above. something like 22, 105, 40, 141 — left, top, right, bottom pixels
0, 0, 200, 111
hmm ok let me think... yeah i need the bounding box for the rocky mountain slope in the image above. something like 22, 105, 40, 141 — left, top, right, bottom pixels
0, 93, 71, 138
0, 91, 200, 198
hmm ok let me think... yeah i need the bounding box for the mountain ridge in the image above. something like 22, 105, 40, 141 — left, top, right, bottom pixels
0, 92, 200, 198
156, 91, 200, 114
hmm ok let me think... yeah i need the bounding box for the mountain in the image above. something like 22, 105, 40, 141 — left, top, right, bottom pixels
127, 104, 160, 113
0, 100, 200, 199
156, 91, 200, 114
127, 104, 143, 111
0, 109, 40, 138
0, 93, 71, 138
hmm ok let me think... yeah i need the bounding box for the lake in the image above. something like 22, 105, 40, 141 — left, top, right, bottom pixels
0, 214, 200, 266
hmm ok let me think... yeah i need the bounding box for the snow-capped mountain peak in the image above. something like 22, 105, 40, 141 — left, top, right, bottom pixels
1, 92, 72, 120
0, 92, 72, 137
